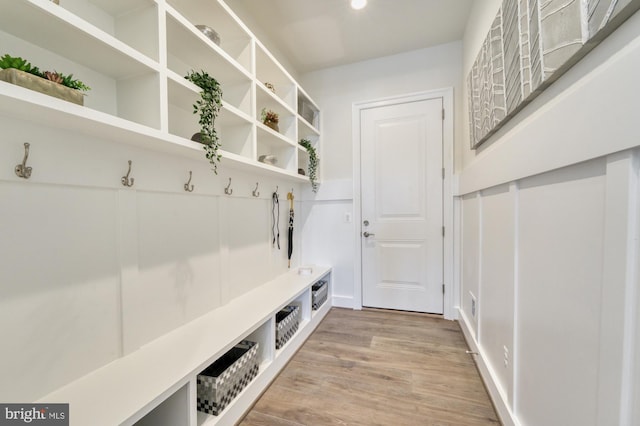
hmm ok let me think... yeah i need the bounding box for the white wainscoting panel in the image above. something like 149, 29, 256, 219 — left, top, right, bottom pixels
0, 182, 121, 402
516, 159, 606, 426
123, 192, 221, 352
300, 199, 355, 305
223, 197, 272, 302
461, 193, 481, 337
478, 183, 515, 407
634, 152, 640, 422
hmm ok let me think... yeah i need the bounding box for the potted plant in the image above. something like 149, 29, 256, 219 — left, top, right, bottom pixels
299, 139, 319, 193
0, 54, 90, 105
185, 70, 223, 174
261, 108, 279, 132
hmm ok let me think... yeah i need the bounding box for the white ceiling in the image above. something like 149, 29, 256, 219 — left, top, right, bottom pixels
225, 0, 474, 73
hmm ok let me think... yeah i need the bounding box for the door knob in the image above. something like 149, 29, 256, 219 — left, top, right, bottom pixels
363, 231, 375, 238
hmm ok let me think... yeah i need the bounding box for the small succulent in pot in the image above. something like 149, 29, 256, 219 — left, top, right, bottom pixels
261, 108, 279, 132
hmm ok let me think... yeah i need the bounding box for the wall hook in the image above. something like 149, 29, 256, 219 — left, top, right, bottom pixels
121, 160, 134, 187
224, 177, 233, 195
252, 182, 260, 197
184, 170, 194, 192
287, 189, 294, 209
15, 142, 32, 179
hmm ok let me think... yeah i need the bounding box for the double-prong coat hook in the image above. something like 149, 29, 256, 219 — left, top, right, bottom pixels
252, 182, 260, 197
224, 177, 233, 195
184, 171, 194, 192
121, 160, 134, 187
15, 142, 32, 179
287, 189, 294, 209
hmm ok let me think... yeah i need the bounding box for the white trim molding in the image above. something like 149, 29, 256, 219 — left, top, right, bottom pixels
459, 308, 519, 426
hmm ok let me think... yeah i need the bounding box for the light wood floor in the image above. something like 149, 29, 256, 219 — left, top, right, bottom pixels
239, 308, 501, 426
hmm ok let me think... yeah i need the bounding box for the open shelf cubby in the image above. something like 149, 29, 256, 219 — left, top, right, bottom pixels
255, 43, 296, 110
166, 0, 253, 73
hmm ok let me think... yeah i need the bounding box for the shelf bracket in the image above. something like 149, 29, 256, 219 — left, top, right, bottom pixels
15, 142, 32, 179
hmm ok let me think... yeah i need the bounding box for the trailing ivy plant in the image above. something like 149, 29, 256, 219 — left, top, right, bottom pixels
299, 139, 319, 193
185, 70, 223, 173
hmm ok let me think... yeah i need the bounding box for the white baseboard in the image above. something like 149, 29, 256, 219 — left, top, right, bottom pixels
332, 295, 355, 309
458, 309, 520, 426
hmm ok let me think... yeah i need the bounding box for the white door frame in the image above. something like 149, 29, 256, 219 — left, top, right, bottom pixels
352, 88, 456, 320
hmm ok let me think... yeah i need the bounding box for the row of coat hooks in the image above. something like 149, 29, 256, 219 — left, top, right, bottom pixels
122, 162, 295, 198
14, 143, 294, 198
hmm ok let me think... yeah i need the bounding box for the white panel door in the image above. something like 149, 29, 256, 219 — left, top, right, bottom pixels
361, 98, 443, 313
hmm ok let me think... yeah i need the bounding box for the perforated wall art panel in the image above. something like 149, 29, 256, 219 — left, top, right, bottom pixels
468, 0, 640, 148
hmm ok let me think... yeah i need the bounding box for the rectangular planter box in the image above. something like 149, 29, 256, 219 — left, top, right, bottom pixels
312, 280, 328, 311
196, 340, 259, 416
0, 68, 84, 105
275, 304, 300, 349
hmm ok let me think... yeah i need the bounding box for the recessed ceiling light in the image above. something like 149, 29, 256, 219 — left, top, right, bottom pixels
351, 0, 367, 10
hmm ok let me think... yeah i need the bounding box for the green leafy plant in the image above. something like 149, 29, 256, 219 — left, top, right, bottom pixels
56, 72, 91, 91
0, 54, 90, 91
185, 70, 223, 173
0, 54, 43, 77
299, 139, 319, 193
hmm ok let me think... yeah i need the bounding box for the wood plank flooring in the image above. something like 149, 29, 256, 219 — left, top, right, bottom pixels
239, 308, 500, 426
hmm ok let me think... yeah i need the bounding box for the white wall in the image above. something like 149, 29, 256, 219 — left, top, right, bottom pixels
300, 43, 463, 306
457, 3, 640, 425
0, 114, 303, 402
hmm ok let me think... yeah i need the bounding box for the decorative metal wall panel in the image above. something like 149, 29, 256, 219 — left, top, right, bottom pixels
519, 0, 533, 99
503, 0, 523, 114
528, 0, 544, 92
540, 0, 585, 79
468, 0, 640, 148
588, 0, 633, 35
489, 12, 507, 127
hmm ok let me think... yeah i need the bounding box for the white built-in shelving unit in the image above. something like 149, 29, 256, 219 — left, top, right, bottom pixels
0, 0, 321, 182
0, 0, 327, 424
42, 267, 332, 426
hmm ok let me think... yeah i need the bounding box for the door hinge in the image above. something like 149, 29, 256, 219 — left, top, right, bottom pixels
442, 226, 445, 237
442, 168, 445, 179
442, 284, 445, 294
442, 109, 445, 120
